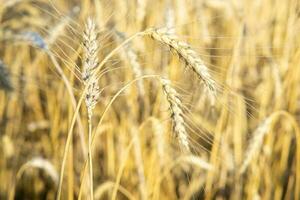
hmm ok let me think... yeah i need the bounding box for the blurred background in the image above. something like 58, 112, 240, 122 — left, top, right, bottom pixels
0, 0, 300, 199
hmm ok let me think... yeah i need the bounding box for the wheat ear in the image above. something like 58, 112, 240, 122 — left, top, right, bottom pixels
160, 78, 190, 152
82, 18, 100, 200
146, 28, 217, 100
113, 30, 145, 97
239, 117, 272, 174
10, 157, 58, 199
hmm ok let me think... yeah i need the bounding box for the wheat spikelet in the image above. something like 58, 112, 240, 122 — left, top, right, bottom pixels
160, 78, 190, 152
146, 28, 217, 100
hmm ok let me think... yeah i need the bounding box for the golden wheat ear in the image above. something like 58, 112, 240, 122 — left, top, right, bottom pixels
112, 30, 145, 98
239, 117, 272, 174
146, 28, 218, 100
82, 18, 100, 121
17, 157, 59, 185
160, 77, 190, 153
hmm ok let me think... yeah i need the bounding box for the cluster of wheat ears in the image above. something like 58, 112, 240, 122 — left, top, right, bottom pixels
0, 0, 300, 199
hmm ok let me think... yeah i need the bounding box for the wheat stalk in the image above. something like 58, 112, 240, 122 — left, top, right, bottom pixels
160, 78, 190, 152
82, 18, 100, 200
146, 28, 217, 101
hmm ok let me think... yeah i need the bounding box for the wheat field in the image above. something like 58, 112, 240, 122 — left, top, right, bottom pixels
0, 0, 300, 199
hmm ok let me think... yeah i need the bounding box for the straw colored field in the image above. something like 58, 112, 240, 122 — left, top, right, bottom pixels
0, 0, 300, 199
